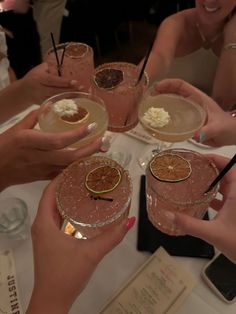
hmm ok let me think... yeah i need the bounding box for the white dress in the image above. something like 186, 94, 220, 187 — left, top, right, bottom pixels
166, 48, 218, 95
0, 26, 10, 91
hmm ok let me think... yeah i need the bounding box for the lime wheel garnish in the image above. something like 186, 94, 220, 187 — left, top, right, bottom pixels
150, 153, 192, 182
85, 165, 122, 194
94, 68, 124, 89
65, 43, 88, 58
60, 106, 89, 124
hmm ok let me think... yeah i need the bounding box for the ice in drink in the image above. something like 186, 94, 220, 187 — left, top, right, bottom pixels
146, 149, 219, 236
56, 156, 132, 239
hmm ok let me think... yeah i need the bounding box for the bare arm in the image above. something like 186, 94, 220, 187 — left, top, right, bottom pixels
0, 79, 32, 124
143, 13, 187, 85
212, 14, 236, 110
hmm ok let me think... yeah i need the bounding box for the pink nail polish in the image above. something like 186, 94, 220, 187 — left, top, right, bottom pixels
126, 216, 136, 231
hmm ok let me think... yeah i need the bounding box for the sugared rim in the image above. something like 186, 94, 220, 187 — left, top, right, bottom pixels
150, 153, 192, 182
65, 42, 89, 58
56, 156, 133, 227
93, 62, 147, 90
148, 148, 219, 205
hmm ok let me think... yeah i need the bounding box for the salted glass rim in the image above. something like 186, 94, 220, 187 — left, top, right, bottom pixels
146, 148, 219, 206
46, 41, 93, 59
93, 61, 148, 91
56, 156, 133, 228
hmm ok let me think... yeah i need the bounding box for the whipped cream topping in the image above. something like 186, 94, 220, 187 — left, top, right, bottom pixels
52, 99, 78, 117
143, 107, 170, 128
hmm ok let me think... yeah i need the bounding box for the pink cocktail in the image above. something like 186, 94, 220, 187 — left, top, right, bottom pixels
45, 42, 94, 92
56, 156, 132, 239
146, 148, 219, 236
91, 62, 146, 132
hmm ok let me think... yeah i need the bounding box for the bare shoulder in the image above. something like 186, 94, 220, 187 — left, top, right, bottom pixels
159, 8, 195, 31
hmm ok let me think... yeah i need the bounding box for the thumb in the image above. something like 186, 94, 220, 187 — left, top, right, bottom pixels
88, 217, 136, 261
194, 123, 218, 144
175, 212, 217, 244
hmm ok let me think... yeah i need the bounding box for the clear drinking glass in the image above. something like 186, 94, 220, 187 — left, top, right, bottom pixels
146, 148, 219, 236
0, 197, 30, 240
138, 83, 207, 168
38, 91, 108, 149
45, 42, 94, 92
56, 155, 132, 239
91, 61, 146, 132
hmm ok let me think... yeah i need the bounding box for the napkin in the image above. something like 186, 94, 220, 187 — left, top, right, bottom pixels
0, 249, 22, 313
137, 175, 215, 258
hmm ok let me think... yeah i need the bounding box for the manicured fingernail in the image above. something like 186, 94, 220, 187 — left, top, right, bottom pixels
165, 211, 176, 222
100, 136, 111, 152
87, 122, 97, 132
70, 80, 78, 86
126, 216, 136, 231
199, 132, 206, 143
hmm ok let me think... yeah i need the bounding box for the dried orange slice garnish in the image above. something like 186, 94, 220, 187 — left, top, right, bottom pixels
65, 43, 88, 58
150, 153, 192, 182
60, 106, 89, 124
94, 68, 124, 89
85, 165, 122, 194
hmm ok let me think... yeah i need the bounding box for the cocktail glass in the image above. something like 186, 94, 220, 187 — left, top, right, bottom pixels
91, 61, 147, 132
38, 91, 108, 149
56, 155, 132, 239
45, 42, 94, 92
138, 82, 207, 168
146, 148, 219, 236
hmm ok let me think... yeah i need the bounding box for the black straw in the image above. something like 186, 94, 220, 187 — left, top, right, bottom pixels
204, 153, 236, 194
50, 32, 61, 76
136, 41, 153, 85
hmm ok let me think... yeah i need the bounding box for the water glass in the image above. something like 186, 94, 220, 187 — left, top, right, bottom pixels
0, 197, 30, 240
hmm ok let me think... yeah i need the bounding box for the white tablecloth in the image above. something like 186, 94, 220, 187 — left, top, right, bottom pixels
0, 109, 235, 314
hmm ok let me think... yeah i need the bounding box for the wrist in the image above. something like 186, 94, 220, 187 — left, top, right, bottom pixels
26, 288, 72, 314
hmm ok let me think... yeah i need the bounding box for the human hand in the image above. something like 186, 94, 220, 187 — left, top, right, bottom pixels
156, 79, 236, 147
21, 62, 79, 105
0, 109, 108, 191
26, 179, 135, 314
0, 0, 30, 13
169, 154, 236, 263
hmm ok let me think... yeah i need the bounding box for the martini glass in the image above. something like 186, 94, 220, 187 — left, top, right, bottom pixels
138, 82, 207, 169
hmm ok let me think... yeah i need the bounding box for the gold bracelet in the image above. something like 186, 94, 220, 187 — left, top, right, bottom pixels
224, 43, 236, 50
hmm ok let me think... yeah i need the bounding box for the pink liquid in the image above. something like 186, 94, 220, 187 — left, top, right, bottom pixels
146, 149, 219, 235
92, 62, 145, 132
45, 42, 94, 92
56, 156, 132, 238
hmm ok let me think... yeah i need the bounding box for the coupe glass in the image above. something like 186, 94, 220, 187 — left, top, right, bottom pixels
138, 82, 207, 168
45, 42, 94, 92
38, 91, 108, 149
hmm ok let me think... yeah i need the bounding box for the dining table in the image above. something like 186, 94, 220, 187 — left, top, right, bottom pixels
0, 105, 235, 314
